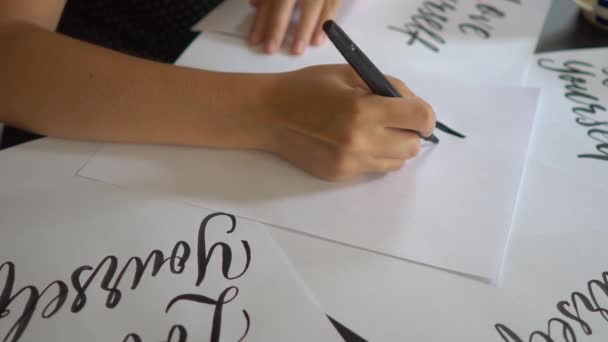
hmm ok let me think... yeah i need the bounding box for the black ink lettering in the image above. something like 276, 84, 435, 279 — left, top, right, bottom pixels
166, 286, 243, 342
565, 91, 600, 107
529, 318, 576, 342
495, 271, 608, 341
536, 57, 608, 162
123, 333, 142, 342
388, 0, 457, 53
388, 24, 443, 53
165, 325, 188, 342
124, 324, 188, 342
424, 0, 457, 12
537, 59, 596, 77
169, 241, 190, 274
476, 4, 505, 19
589, 128, 608, 145
561, 74, 590, 92
389, 0, 523, 53
458, 4, 508, 39
196, 213, 251, 287
579, 129, 608, 160
70, 256, 118, 312
587, 273, 608, 321
1, 213, 253, 342
108, 241, 190, 308
238, 310, 250, 342
125, 324, 188, 342
107, 251, 169, 308
459, 23, 490, 39
0, 263, 71, 342
0, 262, 39, 342
414, 7, 448, 31
0, 262, 10, 319
556, 292, 597, 335
573, 104, 606, 117
39, 281, 69, 319
468, 14, 493, 30
576, 118, 608, 128
494, 323, 524, 341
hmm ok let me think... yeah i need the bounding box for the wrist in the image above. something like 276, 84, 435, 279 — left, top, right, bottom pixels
189, 69, 280, 151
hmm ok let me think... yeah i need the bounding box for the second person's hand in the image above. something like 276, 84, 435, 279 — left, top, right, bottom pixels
249, 0, 341, 55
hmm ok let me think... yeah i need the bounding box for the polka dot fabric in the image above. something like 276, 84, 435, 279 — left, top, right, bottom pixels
1, 0, 224, 150
57, 0, 224, 63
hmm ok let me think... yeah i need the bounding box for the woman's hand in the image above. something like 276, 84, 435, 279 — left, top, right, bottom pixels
256, 65, 436, 181
249, 0, 341, 55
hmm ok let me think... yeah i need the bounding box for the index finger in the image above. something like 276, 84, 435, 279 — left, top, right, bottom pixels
385, 75, 416, 98
363, 95, 437, 137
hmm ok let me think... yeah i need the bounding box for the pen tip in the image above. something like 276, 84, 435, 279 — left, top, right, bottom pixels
427, 134, 439, 144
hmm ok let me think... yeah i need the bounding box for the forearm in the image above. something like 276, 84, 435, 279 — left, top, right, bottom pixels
0, 20, 275, 149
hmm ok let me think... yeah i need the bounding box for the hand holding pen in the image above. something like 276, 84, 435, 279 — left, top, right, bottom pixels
259, 64, 437, 181
323, 20, 466, 143
207, 23, 440, 182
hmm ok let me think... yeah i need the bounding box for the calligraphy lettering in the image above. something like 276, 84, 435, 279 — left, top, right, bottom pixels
0, 212, 253, 342
537, 58, 608, 162
495, 271, 608, 341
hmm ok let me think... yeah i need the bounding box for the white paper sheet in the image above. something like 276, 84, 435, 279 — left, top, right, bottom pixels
77, 65, 539, 282
265, 48, 608, 341
192, 0, 551, 84
271, 159, 608, 341
0, 171, 340, 341
7, 136, 608, 342
525, 47, 608, 192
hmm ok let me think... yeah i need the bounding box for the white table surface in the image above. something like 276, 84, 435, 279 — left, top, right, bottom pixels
2, 137, 608, 342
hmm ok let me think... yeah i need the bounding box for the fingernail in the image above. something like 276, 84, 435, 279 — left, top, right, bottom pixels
265, 39, 278, 54
293, 39, 306, 55
313, 34, 326, 46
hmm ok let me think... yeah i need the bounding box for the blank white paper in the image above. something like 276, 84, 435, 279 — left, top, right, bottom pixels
270, 160, 608, 342
78, 66, 540, 282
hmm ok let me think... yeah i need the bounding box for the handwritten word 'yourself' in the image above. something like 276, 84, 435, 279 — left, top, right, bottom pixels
388, 0, 522, 53
537, 58, 608, 162
495, 271, 608, 341
0, 212, 251, 342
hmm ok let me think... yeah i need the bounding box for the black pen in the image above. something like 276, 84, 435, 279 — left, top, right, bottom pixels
323, 20, 439, 144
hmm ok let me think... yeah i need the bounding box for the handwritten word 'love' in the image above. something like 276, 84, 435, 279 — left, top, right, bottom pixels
0, 212, 251, 342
